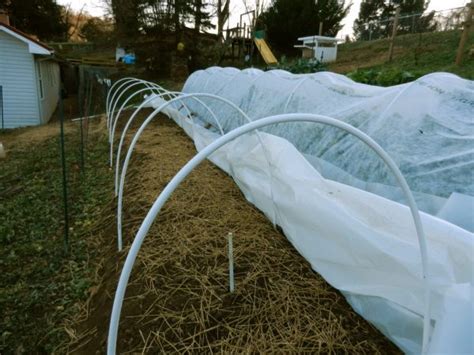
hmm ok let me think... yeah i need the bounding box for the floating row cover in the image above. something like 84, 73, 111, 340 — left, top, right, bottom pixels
182, 67, 474, 232
145, 68, 473, 353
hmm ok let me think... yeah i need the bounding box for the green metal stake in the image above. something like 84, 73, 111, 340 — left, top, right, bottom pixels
78, 67, 85, 173
85, 75, 94, 141
59, 88, 69, 254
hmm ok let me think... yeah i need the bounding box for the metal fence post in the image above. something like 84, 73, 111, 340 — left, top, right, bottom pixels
78, 66, 85, 173
58, 88, 69, 254
388, 7, 401, 62
456, 1, 473, 66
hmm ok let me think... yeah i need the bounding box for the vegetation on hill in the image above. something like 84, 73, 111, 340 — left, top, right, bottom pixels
330, 30, 474, 83
261, 29, 472, 86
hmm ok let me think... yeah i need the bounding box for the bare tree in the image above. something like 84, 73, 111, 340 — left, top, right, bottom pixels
67, 4, 86, 40
216, 0, 230, 40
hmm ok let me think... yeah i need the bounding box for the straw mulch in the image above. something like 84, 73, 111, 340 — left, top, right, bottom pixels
63, 109, 400, 354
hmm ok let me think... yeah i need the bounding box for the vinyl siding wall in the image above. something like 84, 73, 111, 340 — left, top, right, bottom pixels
0, 30, 40, 128
36, 59, 60, 124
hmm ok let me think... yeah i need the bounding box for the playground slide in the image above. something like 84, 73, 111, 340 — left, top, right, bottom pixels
254, 38, 278, 65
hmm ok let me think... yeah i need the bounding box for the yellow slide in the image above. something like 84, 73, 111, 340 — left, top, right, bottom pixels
254, 38, 278, 65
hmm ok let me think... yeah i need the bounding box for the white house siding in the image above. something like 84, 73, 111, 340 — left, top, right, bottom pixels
0, 30, 40, 128
36, 59, 60, 124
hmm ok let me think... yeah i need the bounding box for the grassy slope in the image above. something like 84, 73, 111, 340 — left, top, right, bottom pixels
0, 123, 113, 353
329, 30, 474, 80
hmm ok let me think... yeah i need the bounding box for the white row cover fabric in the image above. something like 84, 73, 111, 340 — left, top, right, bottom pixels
143, 90, 473, 353
182, 67, 474, 232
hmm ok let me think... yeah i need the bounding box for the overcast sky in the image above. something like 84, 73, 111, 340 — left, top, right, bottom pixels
57, 0, 469, 38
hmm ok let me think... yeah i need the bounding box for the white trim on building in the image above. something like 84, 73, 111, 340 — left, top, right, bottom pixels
0, 25, 52, 55
295, 35, 343, 63
0, 23, 60, 128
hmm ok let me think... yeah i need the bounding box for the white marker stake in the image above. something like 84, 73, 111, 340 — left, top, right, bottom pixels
228, 232, 235, 293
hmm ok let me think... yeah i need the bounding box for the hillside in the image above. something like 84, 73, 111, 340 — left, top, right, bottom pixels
329, 30, 474, 81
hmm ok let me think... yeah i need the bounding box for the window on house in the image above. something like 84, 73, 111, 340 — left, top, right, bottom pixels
37, 62, 44, 100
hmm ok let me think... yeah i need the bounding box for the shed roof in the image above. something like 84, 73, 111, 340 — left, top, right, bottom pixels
0, 22, 53, 55
297, 35, 342, 43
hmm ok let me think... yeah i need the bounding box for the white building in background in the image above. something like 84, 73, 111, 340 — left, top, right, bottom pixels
0, 13, 60, 129
294, 35, 342, 63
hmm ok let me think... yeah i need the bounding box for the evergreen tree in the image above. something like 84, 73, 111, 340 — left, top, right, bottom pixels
193, 0, 213, 34
0, 0, 68, 41
109, 0, 213, 42
258, 0, 351, 54
111, 0, 141, 43
354, 0, 436, 40
353, 0, 387, 40
395, 0, 436, 35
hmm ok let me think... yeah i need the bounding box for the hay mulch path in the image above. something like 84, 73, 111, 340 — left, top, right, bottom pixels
64, 109, 400, 354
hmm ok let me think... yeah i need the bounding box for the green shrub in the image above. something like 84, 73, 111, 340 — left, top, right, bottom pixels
347, 68, 418, 86
346, 69, 379, 84
376, 69, 416, 86
269, 57, 327, 74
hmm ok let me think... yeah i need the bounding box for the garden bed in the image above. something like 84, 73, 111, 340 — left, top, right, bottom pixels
0, 119, 113, 353
63, 109, 399, 353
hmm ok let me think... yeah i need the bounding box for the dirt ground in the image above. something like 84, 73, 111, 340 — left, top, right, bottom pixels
59, 109, 400, 353
0, 95, 82, 151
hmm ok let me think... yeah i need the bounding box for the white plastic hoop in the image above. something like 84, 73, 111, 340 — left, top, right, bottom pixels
106, 77, 137, 125
109, 87, 194, 167
284, 76, 311, 113
108, 113, 431, 355
108, 80, 164, 139
107, 79, 166, 132
113, 91, 225, 195
107, 78, 160, 126
115, 93, 278, 252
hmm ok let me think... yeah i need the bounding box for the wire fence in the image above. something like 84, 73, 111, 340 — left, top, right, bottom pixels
57, 65, 112, 252
349, 3, 474, 66
354, 6, 469, 42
